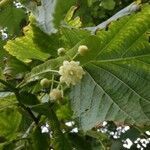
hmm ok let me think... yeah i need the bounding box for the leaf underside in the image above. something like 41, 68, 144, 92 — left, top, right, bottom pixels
70, 5, 150, 131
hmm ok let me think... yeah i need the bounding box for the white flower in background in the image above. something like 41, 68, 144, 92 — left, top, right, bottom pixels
145, 131, 150, 136
41, 123, 49, 133
49, 89, 62, 100
102, 121, 107, 127
13, 1, 23, 8
0, 29, 8, 40
123, 138, 133, 149
65, 121, 75, 127
70, 127, 78, 133
59, 61, 85, 86
1, 32, 8, 40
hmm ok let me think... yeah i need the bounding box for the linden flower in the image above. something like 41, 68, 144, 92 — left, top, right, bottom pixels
49, 89, 62, 100
59, 61, 85, 86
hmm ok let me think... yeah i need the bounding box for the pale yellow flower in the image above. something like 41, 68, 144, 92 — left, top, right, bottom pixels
59, 61, 85, 86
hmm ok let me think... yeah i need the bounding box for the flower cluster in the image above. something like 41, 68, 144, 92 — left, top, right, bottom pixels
41, 123, 50, 133
58, 61, 85, 86
40, 46, 87, 102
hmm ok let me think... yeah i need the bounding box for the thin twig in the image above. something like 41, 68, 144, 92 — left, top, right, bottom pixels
15, 91, 40, 125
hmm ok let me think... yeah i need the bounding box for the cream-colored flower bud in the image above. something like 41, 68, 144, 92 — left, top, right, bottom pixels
58, 60, 85, 86
40, 78, 50, 88
78, 45, 88, 56
49, 89, 62, 100
57, 48, 66, 56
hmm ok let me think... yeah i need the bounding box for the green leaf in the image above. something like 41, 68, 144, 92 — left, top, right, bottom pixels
26, 0, 75, 34
70, 5, 150, 131
0, 93, 17, 111
120, 127, 140, 141
101, 0, 116, 10
87, 0, 97, 7
4, 24, 51, 62
0, 4, 27, 35
64, 6, 78, 22
0, 108, 22, 140
0, 142, 15, 150
68, 133, 93, 150
31, 103, 72, 150
110, 140, 122, 150
18, 91, 40, 106
61, 27, 90, 48
56, 104, 72, 120
2, 56, 30, 80
64, 6, 82, 28
53, 0, 77, 29
0, 40, 7, 69
31, 126, 50, 150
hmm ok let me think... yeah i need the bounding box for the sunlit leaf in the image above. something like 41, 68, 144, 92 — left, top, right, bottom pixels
4, 24, 51, 62
0, 108, 22, 139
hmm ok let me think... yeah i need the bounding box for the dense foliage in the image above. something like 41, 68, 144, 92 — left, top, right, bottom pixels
0, 0, 150, 150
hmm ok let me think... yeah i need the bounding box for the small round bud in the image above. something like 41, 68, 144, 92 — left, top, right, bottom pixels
57, 48, 66, 56
40, 78, 50, 88
49, 89, 62, 101
78, 45, 88, 56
